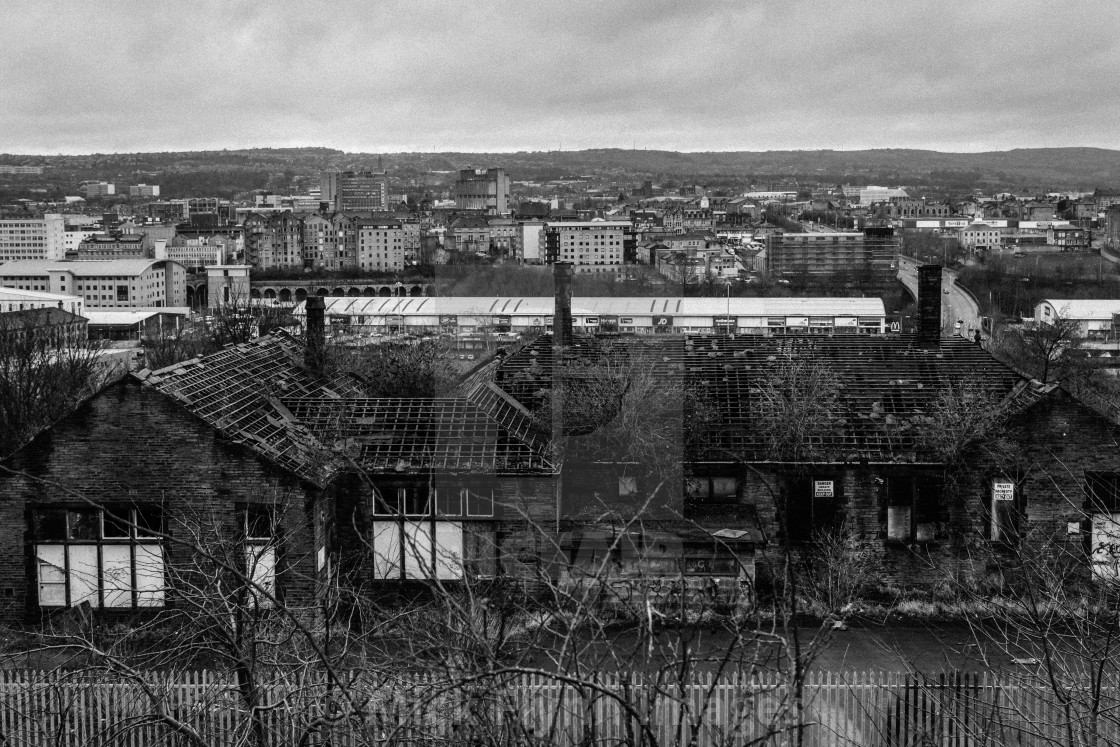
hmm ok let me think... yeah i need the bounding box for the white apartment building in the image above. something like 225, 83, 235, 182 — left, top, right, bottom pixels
357, 219, 404, 272
129, 184, 160, 198
543, 220, 630, 274
0, 287, 84, 316
959, 223, 1002, 253
0, 259, 186, 308
520, 221, 546, 263
0, 215, 65, 263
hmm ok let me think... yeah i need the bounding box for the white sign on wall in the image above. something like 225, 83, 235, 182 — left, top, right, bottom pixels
814, 480, 834, 498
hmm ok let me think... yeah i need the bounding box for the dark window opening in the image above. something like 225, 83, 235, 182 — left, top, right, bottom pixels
1086, 472, 1120, 513
887, 474, 942, 543
785, 476, 841, 543
685, 475, 739, 505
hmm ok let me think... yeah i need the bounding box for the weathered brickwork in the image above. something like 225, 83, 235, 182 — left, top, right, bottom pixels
0, 380, 322, 627
553, 391, 1120, 593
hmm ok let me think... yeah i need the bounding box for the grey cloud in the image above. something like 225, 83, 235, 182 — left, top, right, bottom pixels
2, 0, 1119, 154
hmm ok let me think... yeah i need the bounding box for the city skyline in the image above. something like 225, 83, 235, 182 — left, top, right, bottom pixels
2, 0, 1119, 156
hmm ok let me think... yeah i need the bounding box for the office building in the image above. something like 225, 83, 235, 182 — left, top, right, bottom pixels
321, 171, 388, 212
543, 221, 631, 274
766, 228, 899, 285
0, 215, 65, 263
129, 184, 161, 198
454, 168, 510, 214
357, 218, 404, 272
0, 259, 186, 308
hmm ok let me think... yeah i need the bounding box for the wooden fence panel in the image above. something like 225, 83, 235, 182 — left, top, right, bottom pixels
1, 669, 1119, 746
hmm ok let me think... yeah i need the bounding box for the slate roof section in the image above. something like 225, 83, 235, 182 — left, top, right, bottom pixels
136, 333, 555, 482
284, 392, 553, 474
0, 307, 86, 329
135, 334, 365, 486
497, 334, 1031, 464
0, 259, 180, 276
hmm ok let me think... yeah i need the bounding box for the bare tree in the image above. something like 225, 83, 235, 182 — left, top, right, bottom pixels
143, 296, 298, 370
994, 308, 1083, 384
0, 315, 117, 458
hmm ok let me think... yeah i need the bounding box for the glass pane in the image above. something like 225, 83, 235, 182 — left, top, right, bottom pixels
371, 521, 402, 579
466, 490, 494, 517
102, 545, 132, 607
69, 510, 100, 541
33, 510, 68, 541
401, 487, 430, 516
434, 522, 463, 580
67, 544, 99, 607
436, 489, 462, 517
135, 544, 165, 606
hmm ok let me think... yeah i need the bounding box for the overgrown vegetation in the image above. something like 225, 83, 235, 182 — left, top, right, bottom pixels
0, 318, 117, 458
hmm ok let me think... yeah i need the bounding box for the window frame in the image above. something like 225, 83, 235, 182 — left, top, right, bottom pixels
32, 505, 165, 610
685, 475, 740, 505
241, 505, 279, 608
885, 474, 944, 544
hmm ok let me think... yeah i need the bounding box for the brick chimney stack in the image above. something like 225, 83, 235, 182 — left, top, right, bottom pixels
917, 264, 942, 347
553, 262, 573, 348
305, 296, 326, 371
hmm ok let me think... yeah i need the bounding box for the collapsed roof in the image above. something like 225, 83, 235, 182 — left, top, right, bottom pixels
136, 333, 554, 487
497, 334, 1039, 464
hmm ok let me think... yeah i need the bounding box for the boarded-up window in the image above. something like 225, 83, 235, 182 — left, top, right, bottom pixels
371, 521, 470, 581
32, 507, 164, 609
1091, 513, 1120, 582
887, 475, 942, 542
990, 479, 1019, 544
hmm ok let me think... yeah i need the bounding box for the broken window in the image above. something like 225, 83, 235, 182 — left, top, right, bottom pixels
33, 506, 165, 609
243, 506, 277, 608
1085, 472, 1120, 581
685, 475, 739, 505
887, 474, 942, 542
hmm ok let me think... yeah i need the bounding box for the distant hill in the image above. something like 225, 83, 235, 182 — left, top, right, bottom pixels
3, 147, 1119, 194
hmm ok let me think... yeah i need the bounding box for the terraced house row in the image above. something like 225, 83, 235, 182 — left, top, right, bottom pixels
4, 270, 1120, 624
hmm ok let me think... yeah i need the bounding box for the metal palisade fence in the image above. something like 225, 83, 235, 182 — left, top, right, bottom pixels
0, 668, 1117, 746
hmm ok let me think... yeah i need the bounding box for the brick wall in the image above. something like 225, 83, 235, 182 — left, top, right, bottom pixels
0, 380, 321, 626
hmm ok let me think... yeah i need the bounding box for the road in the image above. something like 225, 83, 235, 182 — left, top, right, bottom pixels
897, 255, 983, 336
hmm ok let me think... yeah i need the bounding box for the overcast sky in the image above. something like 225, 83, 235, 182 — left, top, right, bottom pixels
2, 1, 1118, 155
